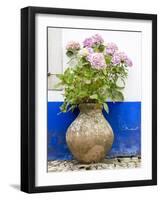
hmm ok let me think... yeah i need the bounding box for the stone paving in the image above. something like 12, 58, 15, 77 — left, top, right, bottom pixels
48, 156, 141, 172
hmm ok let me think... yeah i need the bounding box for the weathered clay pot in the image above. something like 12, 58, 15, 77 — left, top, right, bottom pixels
66, 103, 114, 164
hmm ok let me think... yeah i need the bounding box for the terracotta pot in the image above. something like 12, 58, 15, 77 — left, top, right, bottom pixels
66, 103, 114, 164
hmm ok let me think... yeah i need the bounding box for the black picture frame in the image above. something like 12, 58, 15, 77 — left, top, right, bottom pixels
21, 6, 157, 193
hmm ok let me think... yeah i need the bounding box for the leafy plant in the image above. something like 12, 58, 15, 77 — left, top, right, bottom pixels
55, 34, 132, 113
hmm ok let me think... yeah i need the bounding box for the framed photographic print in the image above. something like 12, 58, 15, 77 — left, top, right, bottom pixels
21, 6, 157, 193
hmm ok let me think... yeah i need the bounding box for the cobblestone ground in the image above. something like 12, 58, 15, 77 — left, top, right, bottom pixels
48, 156, 141, 172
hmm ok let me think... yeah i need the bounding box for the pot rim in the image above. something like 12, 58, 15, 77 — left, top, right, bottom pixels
78, 103, 103, 110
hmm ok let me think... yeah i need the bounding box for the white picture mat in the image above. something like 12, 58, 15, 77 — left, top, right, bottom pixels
35, 14, 152, 187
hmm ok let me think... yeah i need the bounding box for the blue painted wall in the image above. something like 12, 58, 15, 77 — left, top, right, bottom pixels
48, 102, 141, 160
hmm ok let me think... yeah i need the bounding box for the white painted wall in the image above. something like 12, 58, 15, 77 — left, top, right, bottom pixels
0, 0, 160, 200
48, 28, 63, 74
48, 28, 63, 89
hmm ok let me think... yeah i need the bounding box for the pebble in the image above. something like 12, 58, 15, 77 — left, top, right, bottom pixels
127, 162, 136, 168
48, 156, 141, 172
131, 157, 139, 161
121, 157, 131, 162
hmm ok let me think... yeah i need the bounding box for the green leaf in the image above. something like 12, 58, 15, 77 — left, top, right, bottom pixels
66, 105, 76, 112
53, 82, 63, 89
84, 80, 91, 84
102, 68, 107, 75
90, 94, 98, 100
103, 103, 109, 113
105, 55, 111, 65
56, 74, 64, 79
112, 90, 124, 101
66, 50, 74, 57
98, 44, 105, 52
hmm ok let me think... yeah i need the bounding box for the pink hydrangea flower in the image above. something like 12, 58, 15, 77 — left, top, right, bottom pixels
83, 37, 94, 48
112, 51, 133, 67
83, 34, 104, 47
86, 47, 94, 54
111, 52, 121, 65
106, 43, 118, 55
92, 34, 104, 44
87, 53, 106, 69
66, 41, 80, 50
125, 57, 133, 67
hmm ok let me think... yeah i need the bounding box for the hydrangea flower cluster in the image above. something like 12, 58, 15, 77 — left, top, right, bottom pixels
83, 34, 104, 47
66, 41, 80, 50
106, 42, 118, 55
111, 52, 133, 66
66, 34, 133, 69
87, 53, 106, 69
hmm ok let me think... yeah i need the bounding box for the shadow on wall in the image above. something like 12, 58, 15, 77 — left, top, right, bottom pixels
48, 102, 141, 160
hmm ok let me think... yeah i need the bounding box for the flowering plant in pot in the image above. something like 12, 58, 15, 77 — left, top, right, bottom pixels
56, 34, 132, 164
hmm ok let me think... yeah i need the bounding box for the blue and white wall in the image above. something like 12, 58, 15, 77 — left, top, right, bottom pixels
47, 28, 142, 160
